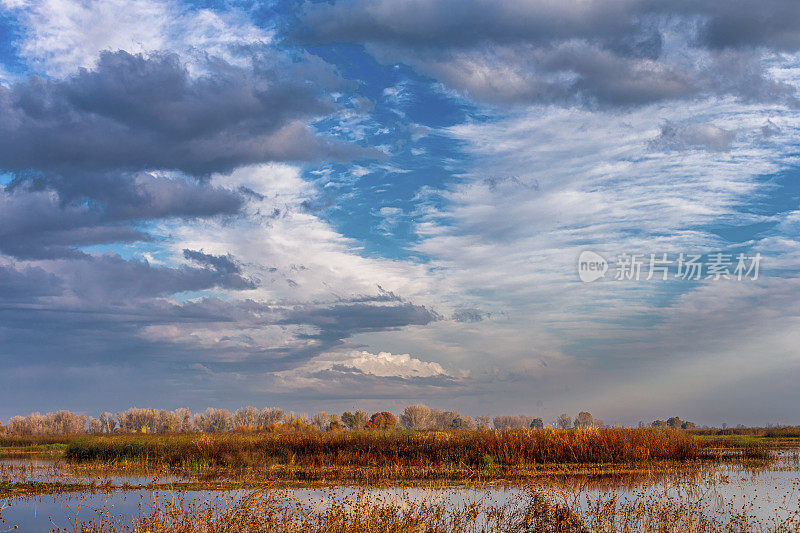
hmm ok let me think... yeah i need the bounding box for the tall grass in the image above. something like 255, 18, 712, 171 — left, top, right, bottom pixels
65, 428, 701, 470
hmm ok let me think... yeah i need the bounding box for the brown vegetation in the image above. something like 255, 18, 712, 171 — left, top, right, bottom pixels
63, 428, 702, 477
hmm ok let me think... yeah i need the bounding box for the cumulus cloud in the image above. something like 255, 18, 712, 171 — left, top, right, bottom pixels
279, 350, 450, 380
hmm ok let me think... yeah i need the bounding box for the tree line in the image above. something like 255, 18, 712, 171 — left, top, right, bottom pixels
0, 406, 692, 436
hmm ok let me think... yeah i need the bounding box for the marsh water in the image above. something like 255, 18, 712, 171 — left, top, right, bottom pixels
2, 452, 800, 531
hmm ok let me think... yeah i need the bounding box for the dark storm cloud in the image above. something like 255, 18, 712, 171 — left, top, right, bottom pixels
299, 0, 800, 107
283, 302, 440, 340
0, 50, 359, 177
8, 172, 246, 220
302, 0, 800, 51
0, 187, 150, 259
0, 254, 256, 307
0, 263, 63, 301
300, 0, 642, 47
672, 0, 800, 51
0, 175, 243, 259
57, 254, 258, 300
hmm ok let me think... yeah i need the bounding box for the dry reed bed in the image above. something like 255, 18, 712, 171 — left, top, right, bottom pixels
65, 428, 701, 469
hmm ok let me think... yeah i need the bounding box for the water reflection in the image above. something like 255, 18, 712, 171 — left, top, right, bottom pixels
1, 453, 798, 532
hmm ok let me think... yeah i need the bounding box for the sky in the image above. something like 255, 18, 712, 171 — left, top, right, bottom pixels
1, 0, 800, 427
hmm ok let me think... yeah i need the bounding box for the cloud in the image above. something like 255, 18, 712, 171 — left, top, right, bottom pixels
650, 120, 736, 152
0, 51, 355, 177
0, 174, 244, 258
301, 0, 800, 107
279, 350, 450, 380
270, 349, 459, 393
2, 0, 272, 76
183, 249, 242, 275
0, 261, 62, 300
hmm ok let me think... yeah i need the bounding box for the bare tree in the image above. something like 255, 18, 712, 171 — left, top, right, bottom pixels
194, 408, 231, 433
400, 404, 434, 430
88, 417, 102, 434
475, 415, 492, 429
258, 407, 284, 429
233, 406, 259, 430
99, 412, 117, 433
493, 415, 534, 429
174, 408, 194, 432
556, 413, 572, 429
574, 411, 594, 428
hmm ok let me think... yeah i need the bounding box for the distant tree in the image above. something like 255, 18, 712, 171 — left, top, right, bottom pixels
311, 411, 335, 431
681, 421, 696, 430
400, 405, 434, 430
88, 417, 102, 434
530, 418, 544, 430
174, 408, 194, 432
666, 417, 682, 429
341, 410, 368, 430
99, 412, 117, 433
556, 414, 572, 429
450, 414, 475, 430
367, 412, 397, 430
194, 408, 231, 433
651, 420, 667, 428
475, 415, 492, 429
0, 419, 4, 434
233, 406, 259, 430
494, 415, 534, 429
574, 411, 594, 428
8, 416, 29, 435
258, 407, 284, 429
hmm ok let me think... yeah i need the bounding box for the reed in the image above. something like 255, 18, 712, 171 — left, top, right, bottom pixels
64, 428, 701, 472
50, 485, 797, 533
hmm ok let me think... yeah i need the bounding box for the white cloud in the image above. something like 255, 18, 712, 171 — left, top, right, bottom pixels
2, 0, 272, 76
274, 349, 452, 388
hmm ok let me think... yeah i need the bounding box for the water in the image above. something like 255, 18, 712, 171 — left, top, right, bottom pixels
2, 454, 799, 532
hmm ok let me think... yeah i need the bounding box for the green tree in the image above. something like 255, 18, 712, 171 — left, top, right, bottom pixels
341, 410, 368, 430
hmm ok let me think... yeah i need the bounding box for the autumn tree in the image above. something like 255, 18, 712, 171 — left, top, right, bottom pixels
367, 412, 397, 430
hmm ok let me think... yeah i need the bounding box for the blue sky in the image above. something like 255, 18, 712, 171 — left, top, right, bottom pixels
1, 0, 800, 426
